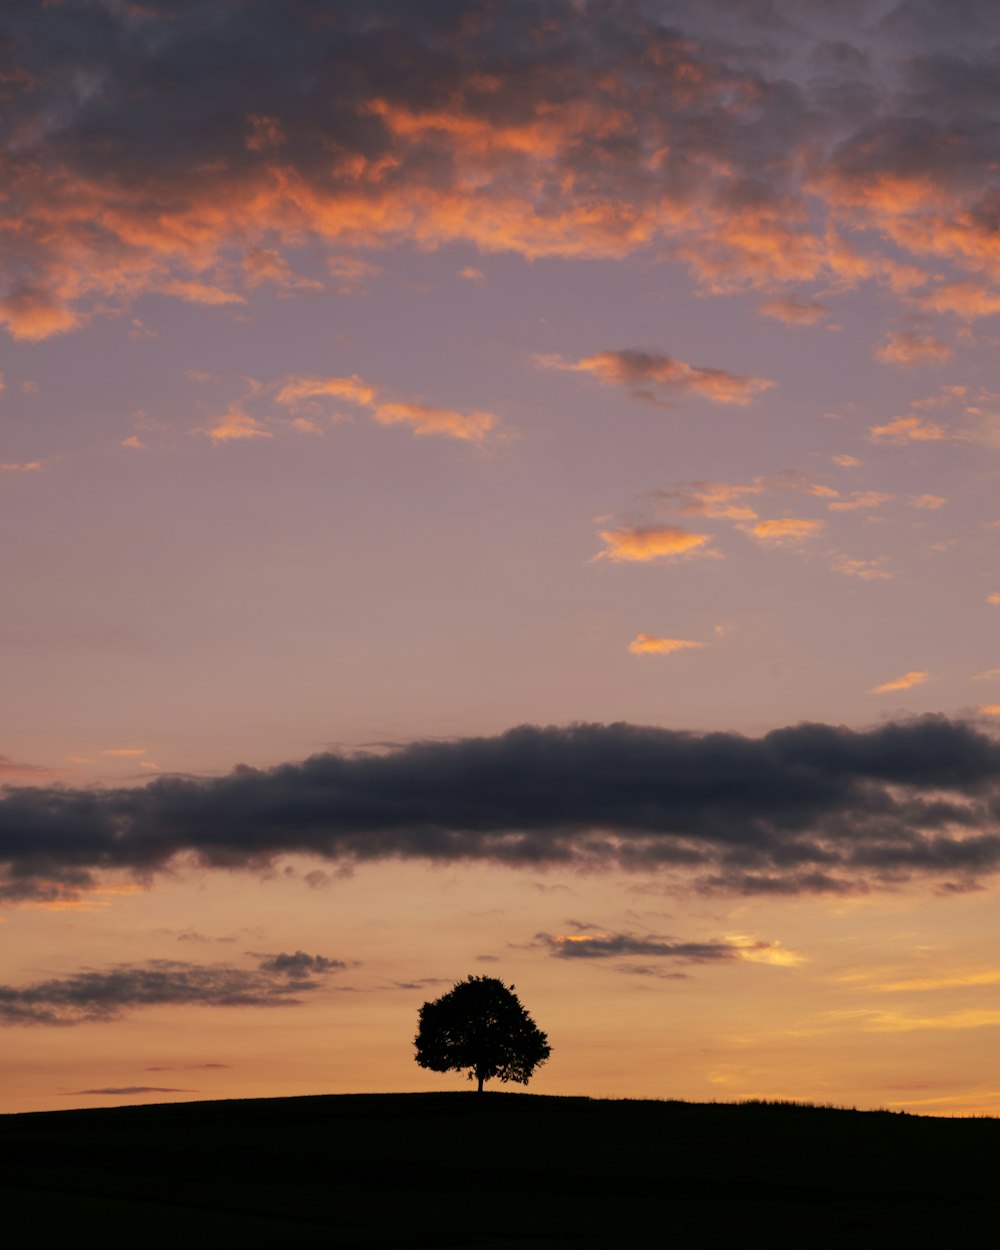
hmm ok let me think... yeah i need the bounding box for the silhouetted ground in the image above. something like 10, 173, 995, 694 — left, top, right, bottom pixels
2, 1092, 995, 1245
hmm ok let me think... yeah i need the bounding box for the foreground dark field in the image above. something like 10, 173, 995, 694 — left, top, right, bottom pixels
2, 1092, 995, 1246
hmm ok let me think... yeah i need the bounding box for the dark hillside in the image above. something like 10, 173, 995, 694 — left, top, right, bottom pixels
2, 1093, 995, 1246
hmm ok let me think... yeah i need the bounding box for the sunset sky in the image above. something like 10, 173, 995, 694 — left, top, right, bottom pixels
4, 0, 1000, 1117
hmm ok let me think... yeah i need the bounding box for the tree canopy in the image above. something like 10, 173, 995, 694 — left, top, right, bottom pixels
414, 975, 551, 1093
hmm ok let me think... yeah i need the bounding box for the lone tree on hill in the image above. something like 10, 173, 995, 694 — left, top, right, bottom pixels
414, 975, 551, 1093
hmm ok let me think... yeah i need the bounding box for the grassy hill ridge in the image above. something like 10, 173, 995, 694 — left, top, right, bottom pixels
3, 1092, 996, 1245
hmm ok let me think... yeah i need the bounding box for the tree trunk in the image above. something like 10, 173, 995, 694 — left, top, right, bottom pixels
477, 1072, 484, 1093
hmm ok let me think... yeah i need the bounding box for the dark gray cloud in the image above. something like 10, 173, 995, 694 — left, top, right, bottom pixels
255, 950, 347, 975
0, 952, 343, 1026
145, 1063, 229, 1071
615, 964, 690, 981
3, 718, 1000, 900
536, 930, 739, 961
389, 978, 452, 991
0, 1, 998, 339
69, 1086, 194, 1095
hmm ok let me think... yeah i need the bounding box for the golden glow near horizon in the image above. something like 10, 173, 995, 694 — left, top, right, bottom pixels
4, 0, 1000, 1119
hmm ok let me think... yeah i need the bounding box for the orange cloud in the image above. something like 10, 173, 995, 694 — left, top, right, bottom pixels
594, 525, 713, 563
373, 400, 494, 441
243, 247, 323, 292
873, 329, 953, 367
827, 491, 893, 513
99, 747, 147, 757
723, 935, 804, 967
869, 671, 929, 694
275, 375, 378, 408
758, 297, 830, 326
831, 555, 892, 581
918, 281, 1000, 320
655, 479, 763, 521
868, 416, 948, 444
831, 454, 861, 467
908, 494, 947, 510
0, 286, 81, 341
288, 416, 323, 435
660, 470, 834, 521
275, 373, 497, 442
326, 255, 380, 294
535, 349, 775, 405
742, 518, 824, 545
979, 705, 1000, 716
1, 460, 42, 472
988, 593, 1000, 606
628, 635, 706, 656
160, 280, 246, 307
204, 407, 272, 444
21, 881, 144, 913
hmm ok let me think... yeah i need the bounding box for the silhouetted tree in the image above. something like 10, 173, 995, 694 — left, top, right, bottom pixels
414, 975, 551, 1093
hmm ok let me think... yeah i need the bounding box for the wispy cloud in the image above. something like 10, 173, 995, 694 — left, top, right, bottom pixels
869, 671, 929, 694
831, 554, 892, 581
204, 407, 272, 444
275, 375, 377, 407
0, 754, 52, 780
535, 349, 775, 406
276, 373, 497, 442
160, 280, 246, 307
758, 297, 831, 326
873, 329, 953, 367
628, 635, 705, 656
69, 1086, 195, 1096
854, 1008, 1000, 1034
827, 491, 894, 513
868, 416, 948, 444
741, 518, 824, 545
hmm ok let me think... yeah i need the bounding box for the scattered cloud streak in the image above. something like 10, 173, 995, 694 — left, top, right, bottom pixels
0, 953, 344, 1027
870, 671, 930, 694
69, 1086, 194, 1096
832, 554, 892, 581
276, 373, 496, 441
868, 416, 948, 444
537, 928, 799, 966
628, 636, 705, 657
758, 298, 831, 326
874, 329, 953, 367
536, 350, 775, 406
741, 518, 825, 545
